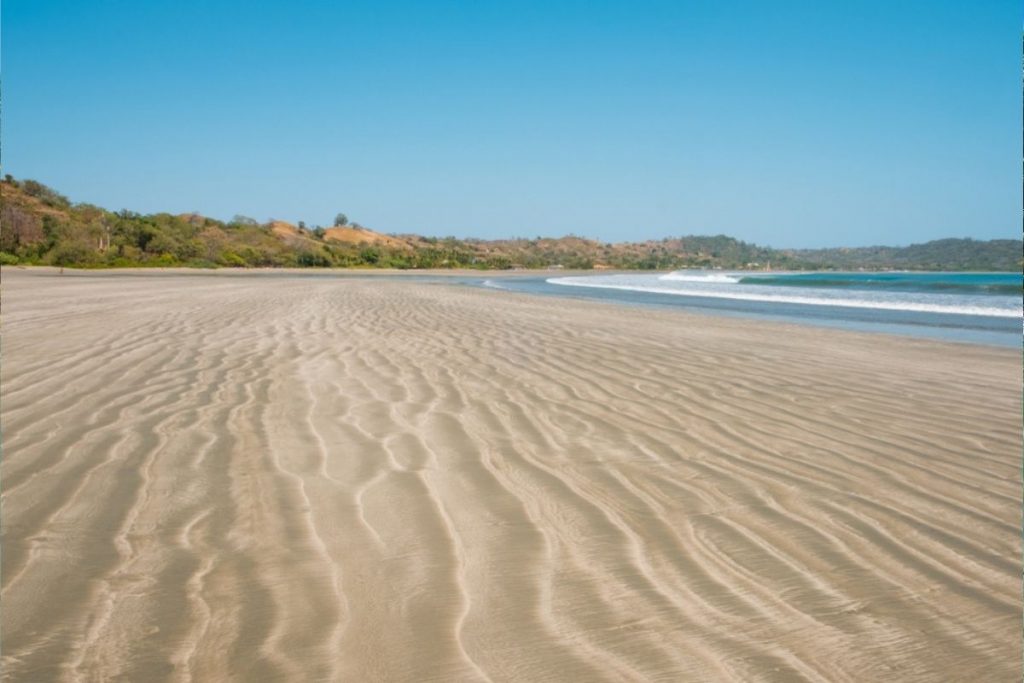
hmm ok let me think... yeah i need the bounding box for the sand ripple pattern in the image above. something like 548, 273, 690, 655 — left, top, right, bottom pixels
2, 270, 1020, 682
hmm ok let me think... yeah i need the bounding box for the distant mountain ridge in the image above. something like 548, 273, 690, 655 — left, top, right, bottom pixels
1, 177, 1019, 271
787, 238, 1023, 272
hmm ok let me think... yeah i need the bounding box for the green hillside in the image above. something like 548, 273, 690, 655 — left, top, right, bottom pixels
1, 177, 1019, 271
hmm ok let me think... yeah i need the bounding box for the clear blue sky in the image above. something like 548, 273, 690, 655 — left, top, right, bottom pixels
4, 1, 1020, 247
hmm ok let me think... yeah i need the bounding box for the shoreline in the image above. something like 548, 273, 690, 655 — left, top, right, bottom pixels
7, 266, 1012, 349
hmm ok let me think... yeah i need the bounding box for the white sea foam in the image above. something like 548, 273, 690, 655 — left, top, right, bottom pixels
546, 277, 1023, 318
657, 272, 743, 284
482, 279, 509, 290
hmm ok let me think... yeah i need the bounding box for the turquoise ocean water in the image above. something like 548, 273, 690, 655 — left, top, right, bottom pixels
479, 271, 1022, 347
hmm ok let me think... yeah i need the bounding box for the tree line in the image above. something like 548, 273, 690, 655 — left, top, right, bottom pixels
1, 177, 1019, 272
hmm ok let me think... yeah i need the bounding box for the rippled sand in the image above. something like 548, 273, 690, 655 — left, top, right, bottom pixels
2, 269, 1020, 682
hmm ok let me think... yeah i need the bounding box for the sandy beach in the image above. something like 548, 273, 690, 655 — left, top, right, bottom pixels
1, 268, 1020, 682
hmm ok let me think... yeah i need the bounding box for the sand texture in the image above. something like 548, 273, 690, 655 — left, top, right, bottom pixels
2, 269, 1020, 682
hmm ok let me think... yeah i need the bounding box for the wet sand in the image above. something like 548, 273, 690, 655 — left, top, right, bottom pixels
2, 268, 1020, 681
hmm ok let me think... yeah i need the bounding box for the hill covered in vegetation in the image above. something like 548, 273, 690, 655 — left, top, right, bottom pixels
1, 177, 1019, 271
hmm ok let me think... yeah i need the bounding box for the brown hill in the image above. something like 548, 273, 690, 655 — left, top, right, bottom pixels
3, 181, 72, 221
269, 220, 299, 237
270, 221, 325, 250
323, 226, 411, 250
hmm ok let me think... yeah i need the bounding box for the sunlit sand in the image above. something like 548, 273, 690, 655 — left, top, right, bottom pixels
2, 269, 1019, 681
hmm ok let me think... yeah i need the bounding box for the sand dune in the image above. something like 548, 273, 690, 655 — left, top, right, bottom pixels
1, 269, 1019, 682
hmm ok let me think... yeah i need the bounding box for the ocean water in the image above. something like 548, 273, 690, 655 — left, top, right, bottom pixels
479, 271, 1022, 347
550, 271, 1021, 317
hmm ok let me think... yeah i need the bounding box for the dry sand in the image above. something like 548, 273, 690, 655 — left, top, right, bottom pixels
1, 268, 1020, 682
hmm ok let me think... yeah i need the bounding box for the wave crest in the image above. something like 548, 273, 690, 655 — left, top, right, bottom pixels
546, 277, 1022, 318
658, 271, 742, 284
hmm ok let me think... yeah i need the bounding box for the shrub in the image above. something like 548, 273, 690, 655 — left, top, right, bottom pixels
298, 250, 331, 267
105, 256, 140, 267
219, 251, 247, 267
49, 241, 97, 267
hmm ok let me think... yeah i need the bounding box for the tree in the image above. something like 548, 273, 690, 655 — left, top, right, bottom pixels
231, 215, 259, 227
0, 204, 43, 252
50, 240, 96, 268
334, 213, 348, 227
